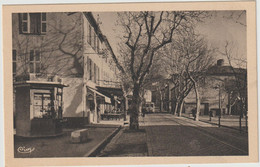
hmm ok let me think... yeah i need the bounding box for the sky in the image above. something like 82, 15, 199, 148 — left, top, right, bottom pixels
93, 11, 247, 68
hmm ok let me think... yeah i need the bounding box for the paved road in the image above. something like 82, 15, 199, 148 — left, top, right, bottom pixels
140, 113, 248, 156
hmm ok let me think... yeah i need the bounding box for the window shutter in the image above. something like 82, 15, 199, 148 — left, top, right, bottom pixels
94, 63, 97, 83
20, 13, 28, 33
41, 13, 47, 33
93, 33, 96, 50
88, 25, 92, 45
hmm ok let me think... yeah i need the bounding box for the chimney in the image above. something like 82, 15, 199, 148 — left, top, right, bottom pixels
217, 59, 224, 66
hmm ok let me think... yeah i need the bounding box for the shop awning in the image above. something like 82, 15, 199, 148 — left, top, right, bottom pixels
88, 87, 111, 103
96, 86, 123, 97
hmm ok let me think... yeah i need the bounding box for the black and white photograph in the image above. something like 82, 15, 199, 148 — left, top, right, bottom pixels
2, 1, 258, 166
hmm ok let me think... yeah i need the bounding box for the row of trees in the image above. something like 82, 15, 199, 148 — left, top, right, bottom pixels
159, 30, 216, 120
13, 12, 247, 130
110, 11, 207, 129
111, 11, 247, 129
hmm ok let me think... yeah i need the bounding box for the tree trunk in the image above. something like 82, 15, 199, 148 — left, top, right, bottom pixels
227, 92, 231, 115
160, 91, 164, 112
179, 100, 184, 117
122, 86, 128, 121
194, 83, 200, 121
124, 95, 128, 121
129, 83, 140, 130
139, 101, 143, 113
174, 101, 179, 116
188, 72, 200, 121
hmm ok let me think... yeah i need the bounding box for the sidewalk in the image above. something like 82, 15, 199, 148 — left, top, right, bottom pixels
14, 125, 120, 158
182, 113, 247, 132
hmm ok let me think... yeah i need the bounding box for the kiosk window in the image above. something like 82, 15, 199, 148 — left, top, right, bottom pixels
33, 93, 52, 118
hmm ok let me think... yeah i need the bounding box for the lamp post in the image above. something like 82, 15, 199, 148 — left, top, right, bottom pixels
238, 96, 242, 133
218, 85, 221, 127
214, 84, 221, 127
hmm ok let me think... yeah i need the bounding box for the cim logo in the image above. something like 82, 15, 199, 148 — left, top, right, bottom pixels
17, 146, 35, 154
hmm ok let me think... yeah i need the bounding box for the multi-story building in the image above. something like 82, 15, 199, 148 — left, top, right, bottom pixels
12, 12, 121, 136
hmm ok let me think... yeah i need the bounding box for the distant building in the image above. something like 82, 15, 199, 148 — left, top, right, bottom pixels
157, 59, 247, 116
12, 12, 122, 135
150, 81, 170, 112
144, 89, 152, 103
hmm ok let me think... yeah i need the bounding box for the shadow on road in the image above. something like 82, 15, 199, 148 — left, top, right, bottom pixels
144, 125, 248, 156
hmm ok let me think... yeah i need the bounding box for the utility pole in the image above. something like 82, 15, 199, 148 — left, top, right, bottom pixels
218, 85, 221, 127
239, 98, 242, 133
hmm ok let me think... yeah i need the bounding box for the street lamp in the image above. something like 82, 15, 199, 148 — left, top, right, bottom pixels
213, 84, 221, 127
237, 96, 243, 133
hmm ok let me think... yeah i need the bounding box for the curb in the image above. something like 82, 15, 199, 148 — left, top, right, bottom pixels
84, 124, 121, 128
84, 126, 122, 157
182, 115, 247, 133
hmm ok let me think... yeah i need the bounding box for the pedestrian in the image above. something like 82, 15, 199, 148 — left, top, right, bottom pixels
209, 110, 213, 121
142, 107, 146, 117
141, 107, 146, 123
97, 105, 101, 123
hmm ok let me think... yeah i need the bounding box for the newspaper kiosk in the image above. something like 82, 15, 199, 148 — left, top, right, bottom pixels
15, 80, 67, 137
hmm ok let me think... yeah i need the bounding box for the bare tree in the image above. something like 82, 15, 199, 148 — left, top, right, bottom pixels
219, 41, 247, 131
109, 11, 205, 129
222, 11, 246, 27
162, 30, 215, 121
159, 42, 194, 116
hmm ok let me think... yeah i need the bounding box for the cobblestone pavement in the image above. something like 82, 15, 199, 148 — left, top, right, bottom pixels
142, 113, 248, 156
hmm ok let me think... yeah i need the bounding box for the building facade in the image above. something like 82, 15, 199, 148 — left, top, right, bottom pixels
12, 12, 121, 130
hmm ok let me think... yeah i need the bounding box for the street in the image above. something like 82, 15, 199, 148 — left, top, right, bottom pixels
141, 113, 248, 156
100, 113, 248, 157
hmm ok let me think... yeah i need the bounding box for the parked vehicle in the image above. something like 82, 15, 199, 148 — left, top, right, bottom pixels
143, 102, 155, 113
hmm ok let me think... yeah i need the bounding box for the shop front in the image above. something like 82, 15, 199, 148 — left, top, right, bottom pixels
15, 81, 67, 137
86, 87, 111, 123
96, 86, 125, 121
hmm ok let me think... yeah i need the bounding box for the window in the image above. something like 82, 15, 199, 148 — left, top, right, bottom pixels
88, 25, 92, 45
97, 39, 100, 53
93, 33, 97, 49
19, 13, 47, 34
94, 63, 97, 83
87, 57, 93, 81
29, 50, 41, 73
87, 22, 102, 53
91, 31, 95, 48
97, 66, 100, 85
21, 13, 28, 33
12, 50, 17, 76
33, 93, 55, 118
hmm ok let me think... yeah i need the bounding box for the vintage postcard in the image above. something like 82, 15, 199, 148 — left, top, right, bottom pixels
2, 1, 258, 166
